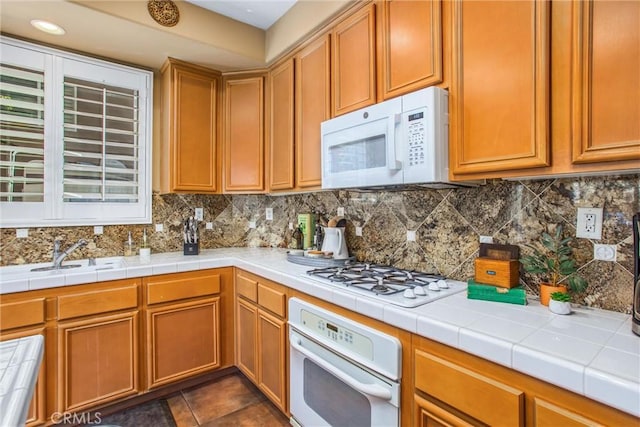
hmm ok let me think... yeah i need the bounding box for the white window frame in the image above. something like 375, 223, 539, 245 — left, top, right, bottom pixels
0, 36, 152, 228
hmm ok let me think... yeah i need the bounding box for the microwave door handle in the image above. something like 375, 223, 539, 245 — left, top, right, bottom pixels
290, 335, 393, 401
387, 114, 401, 170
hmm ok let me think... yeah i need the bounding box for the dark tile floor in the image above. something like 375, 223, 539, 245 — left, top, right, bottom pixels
94, 373, 290, 427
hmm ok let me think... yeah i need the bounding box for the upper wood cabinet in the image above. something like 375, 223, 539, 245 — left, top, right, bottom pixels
160, 58, 220, 193
449, 0, 550, 176
377, 0, 443, 100
224, 75, 265, 192
295, 34, 331, 189
331, 4, 377, 116
268, 59, 295, 191
571, 0, 640, 164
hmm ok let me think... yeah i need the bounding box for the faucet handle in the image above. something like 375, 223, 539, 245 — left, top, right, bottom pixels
54, 239, 61, 250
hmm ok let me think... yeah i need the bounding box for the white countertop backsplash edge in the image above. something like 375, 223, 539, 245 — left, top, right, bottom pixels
1, 247, 638, 418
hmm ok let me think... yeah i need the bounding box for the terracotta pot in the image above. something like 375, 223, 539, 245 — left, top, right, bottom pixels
539, 283, 567, 306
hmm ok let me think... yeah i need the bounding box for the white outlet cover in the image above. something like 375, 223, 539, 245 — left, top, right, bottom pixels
155, 223, 164, 232
289, 222, 294, 230
249, 220, 256, 229
479, 235, 493, 244
594, 244, 617, 261
407, 230, 416, 242
576, 207, 603, 239
93, 225, 104, 235
265, 207, 273, 221
195, 208, 204, 221
205, 222, 213, 230
16, 228, 28, 238
355, 226, 363, 237
337, 207, 345, 217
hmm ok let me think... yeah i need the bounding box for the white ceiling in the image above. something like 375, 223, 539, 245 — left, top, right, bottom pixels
184, 0, 297, 30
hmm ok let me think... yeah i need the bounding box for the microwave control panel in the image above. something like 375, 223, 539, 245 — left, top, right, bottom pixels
406, 110, 426, 167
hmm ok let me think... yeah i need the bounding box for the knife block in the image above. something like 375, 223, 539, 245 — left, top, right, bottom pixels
183, 243, 199, 256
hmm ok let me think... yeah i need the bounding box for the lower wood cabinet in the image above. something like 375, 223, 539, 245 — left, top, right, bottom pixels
144, 271, 222, 389
235, 270, 288, 413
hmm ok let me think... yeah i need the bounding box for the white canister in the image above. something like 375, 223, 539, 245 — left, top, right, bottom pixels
139, 247, 151, 263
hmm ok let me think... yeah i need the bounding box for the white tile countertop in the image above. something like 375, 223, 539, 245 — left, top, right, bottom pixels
0, 335, 44, 427
1, 247, 639, 417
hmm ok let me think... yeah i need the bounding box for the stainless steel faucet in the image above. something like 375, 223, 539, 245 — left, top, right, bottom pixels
52, 239, 88, 268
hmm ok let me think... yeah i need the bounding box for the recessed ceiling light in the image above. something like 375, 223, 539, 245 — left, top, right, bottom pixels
30, 19, 66, 35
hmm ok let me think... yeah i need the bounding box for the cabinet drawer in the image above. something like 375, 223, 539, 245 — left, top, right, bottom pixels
147, 272, 221, 305
258, 283, 286, 317
58, 283, 138, 320
236, 273, 258, 302
415, 349, 524, 426
0, 298, 45, 331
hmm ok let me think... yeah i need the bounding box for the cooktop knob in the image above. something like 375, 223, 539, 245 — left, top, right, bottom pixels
403, 288, 416, 299
428, 282, 440, 291
414, 286, 427, 296
437, 279, 449, 289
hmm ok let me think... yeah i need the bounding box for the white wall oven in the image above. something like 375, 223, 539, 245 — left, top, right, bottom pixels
288, 298, 401, 427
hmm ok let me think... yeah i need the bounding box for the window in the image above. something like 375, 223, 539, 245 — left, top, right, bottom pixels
0, 37, 152, 227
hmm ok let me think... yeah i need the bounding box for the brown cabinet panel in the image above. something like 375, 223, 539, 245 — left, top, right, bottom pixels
236, 297, 258, 382
377, 0, 443, 100
57, 311, 139, 412
269, 59, 296, 191
450, 0, 550, 175
0, 298, 45, 331
146, 271, 220, 305
146, 298, 220, 389
332, 4, 377, 116
415, 349, 524, 426
236, 272, 258, 302
224, 76, 265, 192
57, 282, 138, 320
257, 282, 286, 318
160, 58, 220, 193
257, 310, 287, 413
295, 34, 331, 189
571, 0, 640, 164
534, 398, 603, 427
414, 393, 475, 427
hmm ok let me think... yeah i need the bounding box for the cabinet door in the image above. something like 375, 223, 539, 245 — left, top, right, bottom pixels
162, 60, 219, 193
224, 76, 265, 192
377, 0, 443, 100
1, 328, 46, 427
146, 298, 220, 389
295, 34, 330, 189
236, 297, 258, 382
450, 0, 550, 176
414, 393, 475, 427
571, 0, 640, 164
57, 311, 139, 412
257, 309, 287, 413
332, 4, 376, 116
533, 398, 603, 427
269, 59, 295, 191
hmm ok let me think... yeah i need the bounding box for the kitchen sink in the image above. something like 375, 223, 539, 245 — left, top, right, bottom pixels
1, 257, 127, 280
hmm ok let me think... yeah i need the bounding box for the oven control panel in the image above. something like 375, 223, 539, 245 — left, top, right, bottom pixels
301, 309, 373, 359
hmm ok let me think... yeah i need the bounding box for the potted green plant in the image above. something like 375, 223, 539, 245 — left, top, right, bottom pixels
548, 291, 572, 315
520, 224, 588, 306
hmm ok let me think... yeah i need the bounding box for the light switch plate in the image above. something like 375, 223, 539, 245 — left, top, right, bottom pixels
16, 228, 28, 238
206, 222, 213, 230
355, 226, 363, 237
337, 207, 345, 217
249, 221, 256, 229
155, 223, 164, 232
194, 208, 204, 221
265, 208, 273, 221
407, 230, 416, 242
94, 226, 104, 235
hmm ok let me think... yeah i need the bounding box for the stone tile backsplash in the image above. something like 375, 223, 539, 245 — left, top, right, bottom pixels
2, 174, 638, 313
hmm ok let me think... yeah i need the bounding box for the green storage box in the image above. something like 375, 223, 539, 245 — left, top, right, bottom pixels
467, 280, 527, 305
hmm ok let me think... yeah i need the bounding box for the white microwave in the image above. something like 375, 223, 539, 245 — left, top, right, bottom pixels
321, 87, 478, 189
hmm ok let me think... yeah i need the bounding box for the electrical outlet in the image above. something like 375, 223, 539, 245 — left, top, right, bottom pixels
337, 207, 345, 217
249, 220, 256, 229
594, 244, 617, 261
93, 226, 104, 235
16, 228, 28, 238
479, 235, 493, 244
407, 230, 416, 242
576, 207, 603, 239
355, 226, 363, 237
265, 207, 273, 221
206, 222, 213, 230
155, 223, 164, 232
194, 208, 204, 221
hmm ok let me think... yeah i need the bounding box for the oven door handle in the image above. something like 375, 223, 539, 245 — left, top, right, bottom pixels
290, 335, 392, 401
